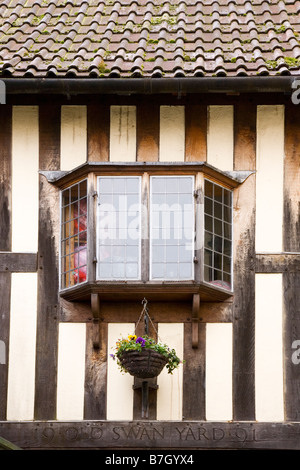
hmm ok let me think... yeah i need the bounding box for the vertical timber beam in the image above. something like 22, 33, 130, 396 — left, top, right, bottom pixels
0, 105, 12, 420
283, 102, 300, 421
232, 99, 256, 421
34, 105, 60, 420
84, 294, 107, 420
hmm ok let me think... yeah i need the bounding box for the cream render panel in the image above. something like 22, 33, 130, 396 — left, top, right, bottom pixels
159, 106, 185, 162
256, 105, 284, 253
7, 273, 37, 420
110, 106, 136, 162
61, 105, 87, 171
255, 274, 284, 421
12, 106, 39, 253
207, 105, 234, 171
205, 323, 233, 421
156, 323, 184, 420
107, 323, 134, 420
56, 323, 86, 420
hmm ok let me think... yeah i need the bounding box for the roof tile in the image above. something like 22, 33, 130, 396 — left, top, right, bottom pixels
0, 0, 299, 78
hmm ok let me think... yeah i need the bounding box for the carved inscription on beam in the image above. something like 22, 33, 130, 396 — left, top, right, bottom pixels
1, 421, 300, 450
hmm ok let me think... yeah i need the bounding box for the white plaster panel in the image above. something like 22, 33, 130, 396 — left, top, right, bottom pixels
156, 323, 184, 421
255, 273, 284, 421
7, 273, 37, 420
256, 105, 284, 253
205, 323, 233, 421
61, 105, 87, 170
106, 323, 134, 420
159, 106, 185, 162
207, 105, 234, 171
110, 106, 136, 162
56, 323, 86, 420
12, 106, 39, 252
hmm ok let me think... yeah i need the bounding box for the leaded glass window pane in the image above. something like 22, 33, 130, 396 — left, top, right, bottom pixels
96, 176, 141, 280
150, 176, 194, 281
60, 179, 88, 289
203, 179, 233, 290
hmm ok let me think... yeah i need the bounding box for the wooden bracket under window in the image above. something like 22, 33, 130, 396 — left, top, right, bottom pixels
192, 294, 200, 349
91, 293, 101, 349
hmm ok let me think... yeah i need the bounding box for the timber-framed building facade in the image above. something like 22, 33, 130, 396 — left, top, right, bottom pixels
1, 0, 300, 450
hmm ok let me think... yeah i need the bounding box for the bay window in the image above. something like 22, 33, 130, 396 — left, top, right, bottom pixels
52, 162, 244, 302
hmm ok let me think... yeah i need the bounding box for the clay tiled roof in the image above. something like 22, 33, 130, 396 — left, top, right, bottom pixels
0, 0, 300, 78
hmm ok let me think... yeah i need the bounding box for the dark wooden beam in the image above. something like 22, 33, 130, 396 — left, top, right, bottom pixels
185, 104, 207, 162
256, 253, 300, 273
232, 100, 256, 421
283, 102, 300, 421
136, 103, 159, 162
0, 105, 12, 421
87, 104, 110, 162
1, 420, 300, 450
0, 252, 37, 272
183, 322, 206, 420
34, 105, 60, 420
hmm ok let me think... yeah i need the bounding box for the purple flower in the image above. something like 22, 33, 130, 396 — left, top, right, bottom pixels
110, 354, 115, 360
136, 337, 146, 347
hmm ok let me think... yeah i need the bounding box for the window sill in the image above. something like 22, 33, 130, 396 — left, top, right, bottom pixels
59, 280, 233, 302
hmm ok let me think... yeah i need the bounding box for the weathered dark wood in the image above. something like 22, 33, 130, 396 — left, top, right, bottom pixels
283, 103, 300, 421
232, 100, 256, 421
136, 104, 159, 162
0, 106, 12, 250
185, 105, 207, 162
87, 104, 109, 161
183, 322, 206, 420
0, 106, 12, 422
192, 294, 200, 348
0, 252, 37, 272
60, 300, 233, 324
256, 253, 300, 273
133, 318, 158, 420
0, 273, 11, 421
84, 322, 108, 420
1, 420, 300, 449
34, 105, 60, 420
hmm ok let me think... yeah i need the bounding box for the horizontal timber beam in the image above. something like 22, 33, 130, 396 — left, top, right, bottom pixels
255, 253, 300, 273
0, 252, 37, 273
0, 421, 300, 450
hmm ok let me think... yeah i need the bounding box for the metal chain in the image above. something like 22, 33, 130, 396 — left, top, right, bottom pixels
134, 298, 161, 341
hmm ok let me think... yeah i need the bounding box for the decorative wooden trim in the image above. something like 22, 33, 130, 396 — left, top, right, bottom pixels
1, 420, 300, 450
232, 100, 256, 421
0, 105, 12, 421
0, 252, 37, 272
87, 104, 109, 162
185, 104, 207, 162
40, 161, 253, 189
283, 103, 300, 421
34, 105, 60, 420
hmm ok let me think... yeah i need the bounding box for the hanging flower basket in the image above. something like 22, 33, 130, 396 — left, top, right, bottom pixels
119, 348, 168, 379
111, 334, 183, 379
